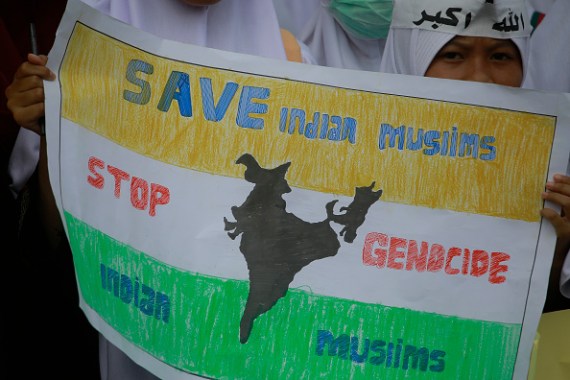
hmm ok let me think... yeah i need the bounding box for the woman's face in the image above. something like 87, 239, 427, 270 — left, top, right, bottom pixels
425, 36, 523, 87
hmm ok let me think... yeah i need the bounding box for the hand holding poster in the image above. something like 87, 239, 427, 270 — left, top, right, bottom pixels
44, 1, 570, 379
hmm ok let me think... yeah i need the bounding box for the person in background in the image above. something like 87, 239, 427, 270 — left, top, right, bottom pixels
5, 0, 305, 378
294, 0, 393, 71
379, 0, 570, 312
524, 0, 570, 92
523, 0, 570, 312
1, 1, 100, 378
273, 0, 321, 38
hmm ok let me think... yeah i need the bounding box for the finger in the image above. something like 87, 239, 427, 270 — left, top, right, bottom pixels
14, 60, 55, 81
542, 190, 570, 211
27, 53, 48, 65
6, 89, 46, 126
10, 103, 45, 133
541, 208, 570, 239
9, 91, 46, 116
13, 62, 54, 81
545, 180, 570, 198
553, 174, 570, 185
5, 74, 45, 95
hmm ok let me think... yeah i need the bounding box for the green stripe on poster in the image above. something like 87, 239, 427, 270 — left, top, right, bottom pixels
66, 212, 520, 379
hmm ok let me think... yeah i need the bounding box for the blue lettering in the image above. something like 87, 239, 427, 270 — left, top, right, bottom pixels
236, 86, 269, 129
379, 123, 405, 150
459, 133, 480, 158
124, 59, 153, 105
305, 112, 320, 139
200, 78, 238, 122
319, 113, 330, 139
315, 331, 445, 374
407, 127, 424, 151
99, 264, 170, 324
328, 116, 343, 141
369, 340, 387, 365
479, 136, 496, 160
343, 117, 357, 144
316, 330, 350, 359
119, 274, 133, 303
423, 130, 441, 155
402, 345, 429, 371
429, 350, 446, 372
288, 108, 305, 134
279, 107, 288, 133
350, 337, 370, 363
139, 284, 155, 316
157, 71, 192, 117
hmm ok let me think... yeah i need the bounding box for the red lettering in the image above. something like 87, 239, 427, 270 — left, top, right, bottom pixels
131, 177, 149, 211
489, 252, 510, 284
362, 232, 388, 267
149, 184, 170, 217
107, 165, 130, 198
405, 240, 428, 272
471, 250, 489, 277
87, 156, 105, 189
445, 247, 461, 275
427, 244, 445, 272
462, 248, 470, 275
86, 157, 170, 217
388, 237, 406, 270
361, 232, 509, 284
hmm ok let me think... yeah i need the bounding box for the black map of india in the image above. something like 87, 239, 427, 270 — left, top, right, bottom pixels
224, 153, 382, 343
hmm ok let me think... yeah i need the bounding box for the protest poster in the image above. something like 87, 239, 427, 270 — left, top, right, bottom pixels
44, 1, 570, 379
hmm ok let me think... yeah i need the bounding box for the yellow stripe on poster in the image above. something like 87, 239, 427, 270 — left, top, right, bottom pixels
60, 23, 555, 222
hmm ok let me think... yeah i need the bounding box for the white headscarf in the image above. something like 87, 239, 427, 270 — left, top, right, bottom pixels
380, 0, 531, 78
82, 0, 287, 60
298, 0, 387, 71
523, 0, 570, 92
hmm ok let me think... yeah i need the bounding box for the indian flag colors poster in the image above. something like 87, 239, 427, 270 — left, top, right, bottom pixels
44, 1, 570, 379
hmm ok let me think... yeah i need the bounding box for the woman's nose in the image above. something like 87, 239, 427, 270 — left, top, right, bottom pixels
464, 58, 494, 84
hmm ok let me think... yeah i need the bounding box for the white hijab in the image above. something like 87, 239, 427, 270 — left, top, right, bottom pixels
9, 0, 287, 198
380, 0, 531, 79
298, 0, 387, 71
523, 0, 570, 92
523, 0, 570, 299
82, 0, 287, 60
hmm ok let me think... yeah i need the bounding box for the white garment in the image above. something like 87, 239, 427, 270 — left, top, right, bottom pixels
8, 128, 41, 198
82, 0, 287, 61
562, 254, 570, 298
523, 0, 570, 92
528, 0, 556, 14
379, 0, 530, 79
299, 0, 387, 71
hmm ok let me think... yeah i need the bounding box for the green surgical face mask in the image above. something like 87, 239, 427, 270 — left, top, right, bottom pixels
328, 0, 393, 40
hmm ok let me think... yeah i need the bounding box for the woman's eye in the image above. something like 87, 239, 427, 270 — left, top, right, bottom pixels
490, 52, 513, 61
440, 51, 462, 60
